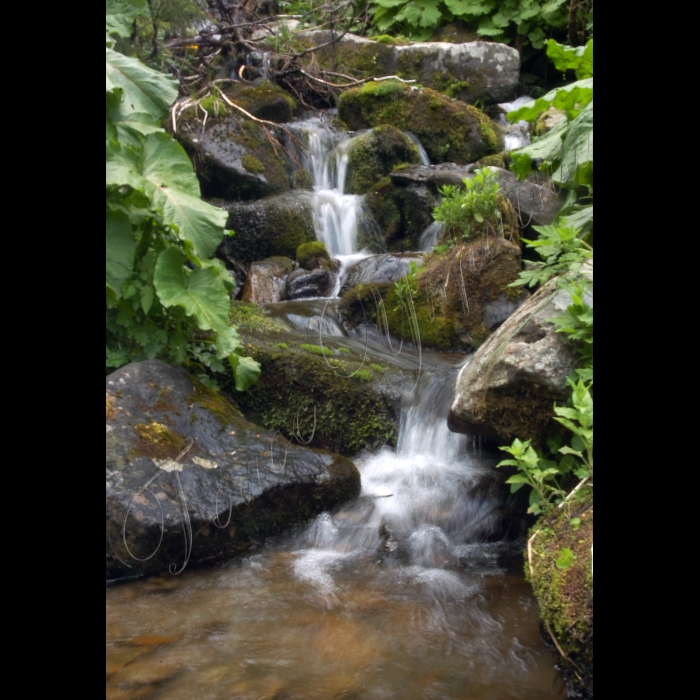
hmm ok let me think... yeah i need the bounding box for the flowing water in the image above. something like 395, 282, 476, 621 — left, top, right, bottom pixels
106, 117, 566, 699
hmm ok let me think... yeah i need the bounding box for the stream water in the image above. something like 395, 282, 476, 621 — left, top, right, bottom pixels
106, 114, 566, 699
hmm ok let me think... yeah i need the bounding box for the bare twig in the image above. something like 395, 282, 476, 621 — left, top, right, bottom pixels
544, 620, 584, 681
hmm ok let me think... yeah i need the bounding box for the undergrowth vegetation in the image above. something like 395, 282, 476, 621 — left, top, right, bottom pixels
106, 0, 260, 391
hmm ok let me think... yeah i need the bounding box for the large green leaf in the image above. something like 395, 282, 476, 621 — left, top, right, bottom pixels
154, 249, 231, 332
106, 209, 136, 298
106, 48, 178, 120
141, 133, 228, 258
229, 353, 262, 391
507, 78, 593, 123
546, 38, 593, 79
106, 132, 228, 259
106, 0, 146, 39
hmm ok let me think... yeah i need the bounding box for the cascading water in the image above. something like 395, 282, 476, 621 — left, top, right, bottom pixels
106, 112, 566, 700
287, 116, 371, 259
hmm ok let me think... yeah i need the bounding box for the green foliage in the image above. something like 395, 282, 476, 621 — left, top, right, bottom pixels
369, 0, 591, 48
106, 4, 260, 391
509, 221, 591, 289
555, 547, 575, 570
496, 437, 569, 515
433, 167, 501, 240
507, 39, 593, 236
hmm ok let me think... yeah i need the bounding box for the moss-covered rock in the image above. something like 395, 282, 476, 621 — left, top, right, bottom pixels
297, 241, 331, 270
222, 80, 297, 123
177, 112, 292, 201
345, 126, 421, 194
217, 192, 316, 265
527, 496, 593, 698
222, 304, 402, 455
364, 179, 437, 251
297, 31, 519, 104
106, 360, 361, 580
340, 200, 522, 352
338, 80, 504, 165
293, 168, 314, 190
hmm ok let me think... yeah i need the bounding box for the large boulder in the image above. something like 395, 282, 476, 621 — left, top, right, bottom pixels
338, 80, 504, 165
339, 234, 525, 353
226, 303, 405, 455
106, 360, 360, 580
296, 32, 519, 104
447, 267, 593, 443
342, 253, 424, 289
177, 81, 297, 201
391, 164, 565, 226
345, 126, 421, 194
217, 192, 316, 265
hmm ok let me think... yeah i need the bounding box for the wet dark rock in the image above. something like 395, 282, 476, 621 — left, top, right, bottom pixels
483, 293, 527, 329
106, 360, 360, 580
177, 113, 292, 201
285, 268, 334, 299
217, 192, 316, 265
448, 265, 593, 443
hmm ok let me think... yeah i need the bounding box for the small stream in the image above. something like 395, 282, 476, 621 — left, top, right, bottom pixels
106, 110, 566, 699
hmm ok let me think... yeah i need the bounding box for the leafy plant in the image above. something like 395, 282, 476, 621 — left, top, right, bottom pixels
368, 0, 592, 48
393, 260, 418, 309
433, 167, 501, 240
507, 39, 593, 237
509, 221, 591, 289
496, 437, 569, 515
555, 547, 575, 569
106, 0, 261, 390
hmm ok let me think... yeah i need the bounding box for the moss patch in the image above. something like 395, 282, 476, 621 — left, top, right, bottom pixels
527, 497, 593, 697
131, 421, 188, 460
241, 154, 265, 174
106, 393, 118, 421
221, 325, 399, 456
338, 81, 504, 165
297, 241, 331, 270
346, 125, 420, 194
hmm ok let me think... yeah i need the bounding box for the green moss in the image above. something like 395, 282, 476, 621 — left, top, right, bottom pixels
276, 343, 288, 350
353, 369, 373, 381
338, 82, 504, 165
229, 301, 289, 333
297, 241, 331, 270
337, 346, 351, 353
106, 394, 118, 421
293, 168, 313, 190
131, 421, 187, 460
372, 34, 401, 45
241, 154, 265, 174
187, 376, 244, 429
225, 330, 399, 455
369, 363, 385, 373
300, 343, 333, 357
346, 125, 420, 194
527, 497, 593, 696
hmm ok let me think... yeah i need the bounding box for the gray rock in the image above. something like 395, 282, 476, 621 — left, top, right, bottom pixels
285, 268, 334, 299
448, 265, 592, 443
106, 360, 360, 580
297, 31, 519, 104
342, 254, 423, 289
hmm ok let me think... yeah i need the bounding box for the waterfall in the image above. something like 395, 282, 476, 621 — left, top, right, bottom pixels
293, 361, 505, 585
